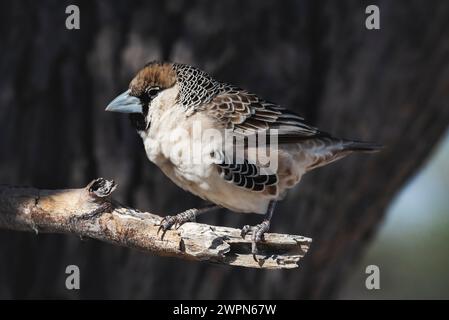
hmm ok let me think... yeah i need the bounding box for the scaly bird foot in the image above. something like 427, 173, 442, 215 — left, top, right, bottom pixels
157, 208, 198, 239
241, 220, 270, 261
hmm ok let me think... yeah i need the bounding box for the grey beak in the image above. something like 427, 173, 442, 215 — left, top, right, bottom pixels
105, 89, 142, 113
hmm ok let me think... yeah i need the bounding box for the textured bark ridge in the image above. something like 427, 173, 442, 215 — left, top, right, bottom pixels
0, 178, 311, 269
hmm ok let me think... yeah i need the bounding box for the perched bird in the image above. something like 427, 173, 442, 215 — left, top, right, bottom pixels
106, 61, 381, 258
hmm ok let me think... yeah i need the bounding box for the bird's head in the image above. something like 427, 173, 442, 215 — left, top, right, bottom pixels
106, 61, 177, 131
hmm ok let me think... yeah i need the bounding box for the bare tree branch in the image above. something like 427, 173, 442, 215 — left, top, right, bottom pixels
0, 178, 311, 269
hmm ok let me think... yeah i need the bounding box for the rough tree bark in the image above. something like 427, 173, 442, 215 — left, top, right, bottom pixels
0, 178, 311, 269
0, 0, 448, 299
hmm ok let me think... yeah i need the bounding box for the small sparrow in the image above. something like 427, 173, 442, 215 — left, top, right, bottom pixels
106, 61, 381, 257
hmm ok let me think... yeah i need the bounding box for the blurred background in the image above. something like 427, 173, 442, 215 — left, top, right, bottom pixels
0, 0, 448, 299
341, 131, 449, 299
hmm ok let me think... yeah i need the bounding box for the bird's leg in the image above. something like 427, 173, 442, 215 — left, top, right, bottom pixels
158, 204, 220, 235
241, 200, 276, 260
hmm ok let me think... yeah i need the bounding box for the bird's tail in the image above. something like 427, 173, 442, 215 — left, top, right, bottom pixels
341, 139, 384, 153
305, 137, 383, 171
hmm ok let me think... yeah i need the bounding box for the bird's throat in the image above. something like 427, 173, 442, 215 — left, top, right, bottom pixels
129, 113, 148, 131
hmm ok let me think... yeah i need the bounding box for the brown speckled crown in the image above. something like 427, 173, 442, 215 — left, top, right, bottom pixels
129, 61, 177, 97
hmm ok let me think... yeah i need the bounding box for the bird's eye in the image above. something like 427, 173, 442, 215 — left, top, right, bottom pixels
146, 86, 160, 98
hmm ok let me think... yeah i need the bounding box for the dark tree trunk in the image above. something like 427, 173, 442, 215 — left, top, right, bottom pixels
0, 0, 448, 299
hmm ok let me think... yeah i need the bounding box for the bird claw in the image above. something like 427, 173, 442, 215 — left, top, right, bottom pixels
241, 220, 270, 261
157, 209, 198, 239
240, 224, 251, 238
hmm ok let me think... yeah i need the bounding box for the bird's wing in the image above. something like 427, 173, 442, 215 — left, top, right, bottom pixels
199, 88, 322, 139
173, 63, 321, 139
198, 88, 326, 195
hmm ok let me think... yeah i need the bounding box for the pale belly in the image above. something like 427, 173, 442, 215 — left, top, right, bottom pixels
142, 134, 274, 214
141, 131, 323, 214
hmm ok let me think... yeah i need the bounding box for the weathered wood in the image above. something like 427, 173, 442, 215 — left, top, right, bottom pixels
0, 178, 311, 270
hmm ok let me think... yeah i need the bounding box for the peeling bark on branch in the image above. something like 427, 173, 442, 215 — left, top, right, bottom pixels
0, 178, 311, 269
